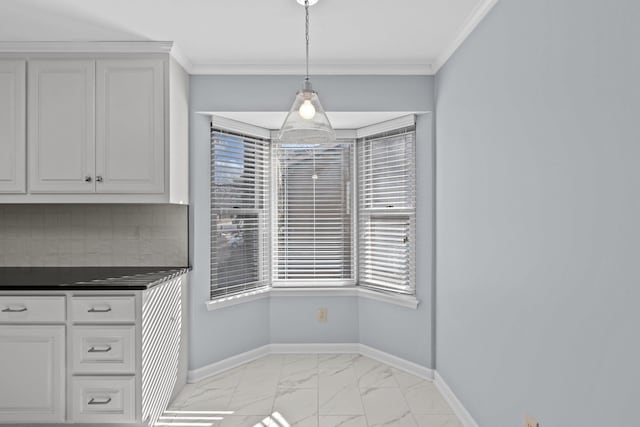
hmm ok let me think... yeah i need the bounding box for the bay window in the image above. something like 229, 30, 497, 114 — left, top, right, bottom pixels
210, 129, 270, 300
210, 115, 417, 301
358, 128, 416, 294
273, 141, 354, 286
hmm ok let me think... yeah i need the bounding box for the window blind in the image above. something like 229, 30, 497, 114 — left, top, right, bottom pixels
273, 142, 354, 285
358, 127, 416, 294
211, 128, 270, 299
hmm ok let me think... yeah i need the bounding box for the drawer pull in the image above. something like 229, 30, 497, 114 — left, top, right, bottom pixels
2, 306, 27, 313
87, 306, 112, 313
88, 397, 112, 405
88, 345, 112, 353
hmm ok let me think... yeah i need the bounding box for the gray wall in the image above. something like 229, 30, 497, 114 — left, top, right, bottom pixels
189, 75, 435, 369
0, 204, 188, 266
270, 296, 359, 344
189, 112, 271, 370
435, 0, 640, 426
358, 112, 434, 367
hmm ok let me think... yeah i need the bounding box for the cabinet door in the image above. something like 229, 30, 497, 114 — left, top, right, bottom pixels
0, 325, 65, 422
0, 60, 26, 193
96, 59, 165, 194
28, 60, 95, 193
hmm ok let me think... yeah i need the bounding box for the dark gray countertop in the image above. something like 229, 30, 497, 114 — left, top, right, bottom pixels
0, 267, 190, 290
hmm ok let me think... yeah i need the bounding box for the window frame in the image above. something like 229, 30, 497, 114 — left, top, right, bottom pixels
270, 138, 358, 288
210, 126, 271, 300
209, 114, 418, 304
356, 126, 417, 295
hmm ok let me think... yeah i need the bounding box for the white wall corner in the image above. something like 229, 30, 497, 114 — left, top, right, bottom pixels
187, 345, 270, 383
170, 43, 195, 75
433, 371, 480, 427
358, 344, 433, 380
432, 0, 500, 73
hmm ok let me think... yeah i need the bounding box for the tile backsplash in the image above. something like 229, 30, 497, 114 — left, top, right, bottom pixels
0, 204, 188, 267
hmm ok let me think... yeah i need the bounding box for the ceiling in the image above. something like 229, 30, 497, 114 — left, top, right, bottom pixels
0, 0, 498, 75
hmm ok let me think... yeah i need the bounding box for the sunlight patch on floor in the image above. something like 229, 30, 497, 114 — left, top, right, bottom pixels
253, 412, 290, 427
155, 409, 237, 426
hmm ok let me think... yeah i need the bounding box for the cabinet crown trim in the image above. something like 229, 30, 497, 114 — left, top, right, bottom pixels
0, 41, 173, 54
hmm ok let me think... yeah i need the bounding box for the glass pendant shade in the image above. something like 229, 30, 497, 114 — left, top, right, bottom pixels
279, 82, 335, 143
279, 0, 334, 143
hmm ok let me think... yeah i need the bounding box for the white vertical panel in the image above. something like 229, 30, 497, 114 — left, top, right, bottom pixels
141, 277, 182, 425
96, 59, 165, 193
28, 59, 95, 193
0, 325, 65, 422
0, 60, 26, 193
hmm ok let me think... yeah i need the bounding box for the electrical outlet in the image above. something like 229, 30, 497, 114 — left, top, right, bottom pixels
525, 415, 539, 427
317, 308, 328, 322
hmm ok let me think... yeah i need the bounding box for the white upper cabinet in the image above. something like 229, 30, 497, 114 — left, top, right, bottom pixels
96, 59, 165, 194
0, 60, 26, 193
28, 60, 96, 193
0, 42, 189, 203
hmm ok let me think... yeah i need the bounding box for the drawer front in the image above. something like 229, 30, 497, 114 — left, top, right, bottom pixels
72, 326, 136, 373
71, 296, 135, 322
71, 376, 135, 423
0, 296, 65, 322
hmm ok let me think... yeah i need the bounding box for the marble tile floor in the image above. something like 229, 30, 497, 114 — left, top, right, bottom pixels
160, 354, 463, 427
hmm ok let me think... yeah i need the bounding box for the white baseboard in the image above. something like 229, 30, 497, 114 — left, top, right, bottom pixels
270, 343, 360, 354
187, 346, 477, 426
188, 343, 433, 383
434, 371, 480, 427
358, 344, 434, 380
187, 344, 270, 383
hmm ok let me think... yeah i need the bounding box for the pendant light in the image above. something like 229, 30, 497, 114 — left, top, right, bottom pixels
278, 0, 335, 142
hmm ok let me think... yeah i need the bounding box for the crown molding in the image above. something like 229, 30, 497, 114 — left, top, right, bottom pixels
169, 44, 195, 73
0, 41, 174, 54
0, 0, 498, 77
432, 0, 500, 73
182, 0, 500, 77
188, 62, 435, 76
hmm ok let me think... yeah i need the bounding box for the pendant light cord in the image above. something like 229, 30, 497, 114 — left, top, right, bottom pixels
305, 0, 310, 81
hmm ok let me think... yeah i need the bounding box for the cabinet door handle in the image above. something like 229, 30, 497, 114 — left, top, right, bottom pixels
2, 306, 27, 313
87, 306, 111, 313
88, 397, 112, 405
84, 176, 93, 182
88, 345, 112, 353
96, 176, 103, 183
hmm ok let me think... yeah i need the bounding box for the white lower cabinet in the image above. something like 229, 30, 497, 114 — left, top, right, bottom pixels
0, 325, 65, 422
0, 273, 186, 424
71, 376, 135, 423
72, 325, 136, 373
71, 295, 136, 323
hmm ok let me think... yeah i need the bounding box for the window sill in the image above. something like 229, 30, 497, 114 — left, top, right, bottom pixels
206, 287, 419, 311
356, 288, 420, 309
205, 288, 270, 311
270, 287, 359, 297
